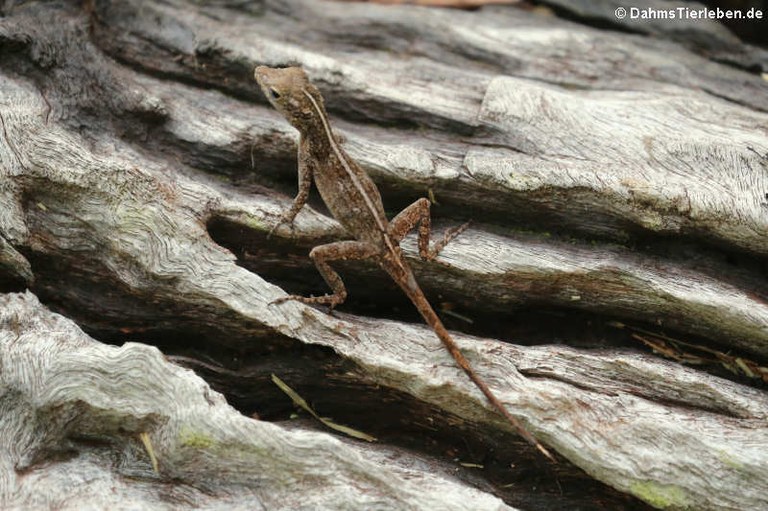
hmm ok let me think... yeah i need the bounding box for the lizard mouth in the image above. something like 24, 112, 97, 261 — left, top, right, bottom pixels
254, 67, 279, 94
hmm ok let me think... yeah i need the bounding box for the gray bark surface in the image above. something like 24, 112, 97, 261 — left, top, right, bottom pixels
0, 0, 766, 510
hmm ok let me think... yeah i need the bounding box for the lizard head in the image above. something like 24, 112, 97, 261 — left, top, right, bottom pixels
254, 66, 326, 130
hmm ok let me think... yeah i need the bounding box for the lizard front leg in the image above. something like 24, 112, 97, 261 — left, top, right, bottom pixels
269, 136, 313, 238
273, 241, 378, 311
388, 198, 470, 261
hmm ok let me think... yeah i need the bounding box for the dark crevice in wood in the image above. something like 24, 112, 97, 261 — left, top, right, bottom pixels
522, 368, 750, 419
627, 231, 768, 297
454, 200, 767, 291
207, 215, 767, 390
86, 4, 265, 105
0, 275, 29, 294
87, 13, 452, 133
168, 348, 653, 511
21, 248, 283, 354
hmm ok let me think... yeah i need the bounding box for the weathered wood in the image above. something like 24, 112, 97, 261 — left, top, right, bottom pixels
0, 292, 514, 511
85, 0, 768, 255
0, 0, 767, 509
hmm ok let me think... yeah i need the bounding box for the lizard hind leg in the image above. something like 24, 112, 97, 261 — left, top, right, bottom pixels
388, 197, 470, 261
271, 240, 379, 313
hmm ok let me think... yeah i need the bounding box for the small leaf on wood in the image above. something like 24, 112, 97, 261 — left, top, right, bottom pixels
271, 374, 377, 442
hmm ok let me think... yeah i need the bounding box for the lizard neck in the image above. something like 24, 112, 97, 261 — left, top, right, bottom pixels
298, 89, 340, 153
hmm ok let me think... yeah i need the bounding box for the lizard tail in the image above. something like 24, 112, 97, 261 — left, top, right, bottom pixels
396, 274, 556, 462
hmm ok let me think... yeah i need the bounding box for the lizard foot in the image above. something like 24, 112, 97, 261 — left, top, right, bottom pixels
425, 221, 472, 261
270, 294, 345, 311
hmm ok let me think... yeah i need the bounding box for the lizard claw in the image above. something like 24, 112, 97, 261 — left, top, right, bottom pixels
425, 220, 472, 261
270, 293, 344, 313
269, 295, 293, 306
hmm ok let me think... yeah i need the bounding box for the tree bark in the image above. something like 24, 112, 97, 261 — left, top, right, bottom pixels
1, 0, 766, 509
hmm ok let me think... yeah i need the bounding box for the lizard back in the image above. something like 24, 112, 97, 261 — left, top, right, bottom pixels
305, 134, 389, 245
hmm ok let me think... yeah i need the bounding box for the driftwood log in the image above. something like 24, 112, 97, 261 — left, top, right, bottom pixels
1, 0, 767, 509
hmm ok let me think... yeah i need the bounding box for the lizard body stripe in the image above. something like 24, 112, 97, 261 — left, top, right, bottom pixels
302, 88, 406, 266
302, 89, 388, 234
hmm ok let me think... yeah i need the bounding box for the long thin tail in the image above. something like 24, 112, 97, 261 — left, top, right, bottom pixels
398, 275, 555, 462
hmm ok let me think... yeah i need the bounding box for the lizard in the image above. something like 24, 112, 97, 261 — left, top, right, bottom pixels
254, 65, 554, 461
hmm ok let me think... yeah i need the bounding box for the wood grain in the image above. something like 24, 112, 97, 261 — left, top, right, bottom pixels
0, 0, 766, 509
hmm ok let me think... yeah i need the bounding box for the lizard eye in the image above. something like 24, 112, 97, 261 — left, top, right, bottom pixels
269, 88, 281, 99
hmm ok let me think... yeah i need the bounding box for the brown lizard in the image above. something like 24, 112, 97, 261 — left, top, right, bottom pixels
254, 65, 553, 461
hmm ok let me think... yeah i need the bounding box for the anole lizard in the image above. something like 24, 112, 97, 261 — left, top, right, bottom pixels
254, 66, 553, 461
